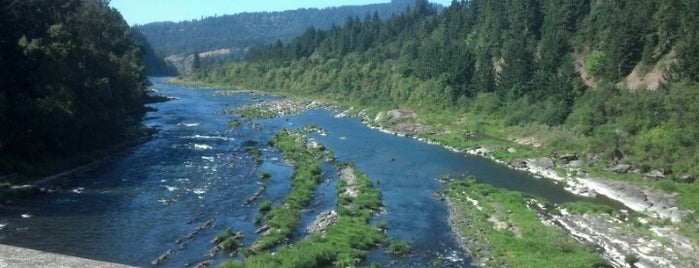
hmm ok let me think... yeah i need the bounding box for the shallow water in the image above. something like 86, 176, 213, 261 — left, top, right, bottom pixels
0, 78, 584, 267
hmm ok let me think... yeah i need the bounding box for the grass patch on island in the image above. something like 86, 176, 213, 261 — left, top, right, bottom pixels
220, 142, 389, 267
445, 177, 607, 267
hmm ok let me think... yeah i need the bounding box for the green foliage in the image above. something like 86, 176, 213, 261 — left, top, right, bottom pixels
625, 253, 640, 267
213, 228, 243, 251
258, 200, 272, 214
257, 171, 271, 180
445, 177, 606, 267
388, 240, 411, 256
584, 51, 606, 76
0, 0, 148, 176
560, 202, 615, 215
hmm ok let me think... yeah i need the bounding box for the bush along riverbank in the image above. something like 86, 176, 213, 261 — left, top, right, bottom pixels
444, 177, 699, 267
219, 130, 393, 267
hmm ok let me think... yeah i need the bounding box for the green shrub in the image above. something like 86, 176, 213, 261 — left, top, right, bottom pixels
258, 200, 272, 214
388, 240, 411, 256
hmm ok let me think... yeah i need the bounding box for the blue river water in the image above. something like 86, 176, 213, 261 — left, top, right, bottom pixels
0, 78, 584, 267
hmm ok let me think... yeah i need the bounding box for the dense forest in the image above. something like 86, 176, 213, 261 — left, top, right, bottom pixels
136, 0, 442, 58
0, 0, 149, 176
191, 0, 699, 179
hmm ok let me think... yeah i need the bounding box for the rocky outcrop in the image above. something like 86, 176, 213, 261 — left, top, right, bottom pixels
575, 178, 688, 223
392, 123, 439, 137
553, 212, 699, 268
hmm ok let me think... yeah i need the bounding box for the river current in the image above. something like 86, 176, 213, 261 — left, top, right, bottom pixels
0, 78, 582, 267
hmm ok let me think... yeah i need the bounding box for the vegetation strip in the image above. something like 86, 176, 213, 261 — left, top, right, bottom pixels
444, 178, 606, 267
220, 133, 392, 267
244, 129, 328, 253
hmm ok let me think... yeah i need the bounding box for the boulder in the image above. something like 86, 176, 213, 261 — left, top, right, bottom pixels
527, 157, 555, 170
584, 153, 603, 165
609, 164, 631, 174
674, 174, 696, 184
558, 153, 579, 164
510, 159, 528, 169
567, 160, 585, 168
645, 169, 666, 179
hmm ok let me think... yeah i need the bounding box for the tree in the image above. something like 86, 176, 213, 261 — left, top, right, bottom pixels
192, 50, 202, 70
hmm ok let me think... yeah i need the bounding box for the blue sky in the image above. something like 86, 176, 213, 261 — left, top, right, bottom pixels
110, 0, 453, 25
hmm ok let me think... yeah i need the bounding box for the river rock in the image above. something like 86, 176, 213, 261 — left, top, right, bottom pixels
509, 159, 528, 169
527, 157, 555, 170
674, 174, 696, 184
567, 160, 585, 168
609, 164, 631, 174
584, 153, 603, 165
306, 210, 338, 234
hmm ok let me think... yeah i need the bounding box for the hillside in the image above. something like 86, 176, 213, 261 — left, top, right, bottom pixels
187, 0, 699, 253
136, 0, 441, 60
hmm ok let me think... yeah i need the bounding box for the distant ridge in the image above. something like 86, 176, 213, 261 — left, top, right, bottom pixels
135, 0, 443, 58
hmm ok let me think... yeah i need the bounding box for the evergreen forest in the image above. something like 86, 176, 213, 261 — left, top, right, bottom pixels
0, 0, 149, 176
191, 0, 699, 181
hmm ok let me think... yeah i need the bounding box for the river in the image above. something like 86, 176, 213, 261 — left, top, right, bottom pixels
0, 78, 584, 267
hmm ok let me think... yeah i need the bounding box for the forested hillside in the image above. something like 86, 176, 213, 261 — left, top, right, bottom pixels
0, 0, 149, 176
191, 0, 699, 180
136, 0, 441, 58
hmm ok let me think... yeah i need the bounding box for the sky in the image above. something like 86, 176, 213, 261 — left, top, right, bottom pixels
110, 0, 453, 26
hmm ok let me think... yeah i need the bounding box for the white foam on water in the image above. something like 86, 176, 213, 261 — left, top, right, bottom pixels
163, 185, 177, 192
178, 122, 201, 127
193, 189, 207, 195
21, 213, 31, 219
186, 135, 235, 141
194, 144, 213, 150
201, 156, 215, 162
0, 222, 7, 229
71, 187, 85, 194
158, 199, 175, 205
445, 250, 464, 262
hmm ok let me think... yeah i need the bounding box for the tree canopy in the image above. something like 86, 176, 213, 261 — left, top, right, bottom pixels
0, 0, 148, 176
